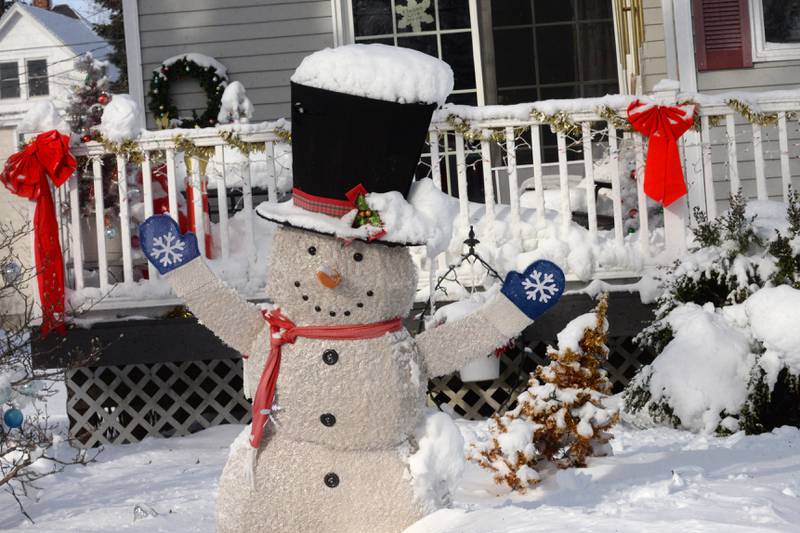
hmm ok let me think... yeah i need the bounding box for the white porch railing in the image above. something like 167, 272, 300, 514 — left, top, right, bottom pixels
40, 84, 800, 316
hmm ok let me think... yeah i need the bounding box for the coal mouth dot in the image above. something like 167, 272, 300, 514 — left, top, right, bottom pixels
314, 306, 321, 312
344, 311, 351, 317
329, 311, 336, 317
302, 295, 309, 301
356, 302, 364, 308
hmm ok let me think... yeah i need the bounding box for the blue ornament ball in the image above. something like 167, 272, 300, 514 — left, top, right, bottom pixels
3, 408, 23, 429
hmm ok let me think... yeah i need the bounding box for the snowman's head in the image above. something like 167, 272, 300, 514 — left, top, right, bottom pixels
266, 226, 417, 324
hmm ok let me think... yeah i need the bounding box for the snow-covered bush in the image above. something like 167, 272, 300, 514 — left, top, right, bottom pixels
625, 192, 800, 434
468, 294, 618, 492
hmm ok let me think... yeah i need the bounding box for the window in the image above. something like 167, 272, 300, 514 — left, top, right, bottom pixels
27, 59, 48, 97
350, 0, 482, 105
751, 0, 800, 61
0, 62, 20, 99
486, 0, 618, 161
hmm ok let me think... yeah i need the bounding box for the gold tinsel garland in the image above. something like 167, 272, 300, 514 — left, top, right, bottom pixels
218, 130, 266, 155
274, 126, 292, 144
96, 135, 146, 165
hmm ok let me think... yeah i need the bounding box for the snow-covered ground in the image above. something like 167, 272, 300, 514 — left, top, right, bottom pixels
2, 391, 799, 532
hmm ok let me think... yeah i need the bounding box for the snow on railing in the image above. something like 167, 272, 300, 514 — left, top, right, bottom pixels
41, 84, 800, 314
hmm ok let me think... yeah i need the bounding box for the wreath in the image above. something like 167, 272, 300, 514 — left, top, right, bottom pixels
148, 55, 228, 129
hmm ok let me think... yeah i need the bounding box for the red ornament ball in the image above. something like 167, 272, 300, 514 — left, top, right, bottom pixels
98, 93, 110, 105
628, 208, 639, 218
131, 235, 140, 248
81, 134, 92, 143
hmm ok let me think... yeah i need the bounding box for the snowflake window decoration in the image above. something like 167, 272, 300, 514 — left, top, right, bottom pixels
151, 231, 186, 267
522, 269, 560, 303
396, 0, 434, 33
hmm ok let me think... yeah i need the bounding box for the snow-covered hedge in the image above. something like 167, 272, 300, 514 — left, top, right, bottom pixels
625, 193, 800, 434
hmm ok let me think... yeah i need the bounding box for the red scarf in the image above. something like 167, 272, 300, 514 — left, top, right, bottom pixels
249, 309, 404, 449
0, 131, 75, 335
627, 100, 695, 207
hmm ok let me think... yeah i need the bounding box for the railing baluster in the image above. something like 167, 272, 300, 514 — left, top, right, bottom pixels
700, 115, 717, 219
504, 127, 521, 240
753, 123, 768, 200
116, 155, 133, 283
92, 157, 108, 292
480, 130, 496, 245
531, 125, 545, 227
242, 157, 256, 263
725, 114, 739, 194
140, 151, 157, 280
68, 171, 84, 291
634, 134, 650, 256
556, 131, 571, 231
778, 111, 792, 201
265, 141, 279, 203
454, 132, 469, 232
215, 145, 230, 259
581, 122, 597, 237
189, 156, 206, 258
165, 148, 179, 222
429, 130, 441, 189
607, 124, 624, 245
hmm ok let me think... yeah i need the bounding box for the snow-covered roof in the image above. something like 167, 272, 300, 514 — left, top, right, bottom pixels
0, 3, 116, 73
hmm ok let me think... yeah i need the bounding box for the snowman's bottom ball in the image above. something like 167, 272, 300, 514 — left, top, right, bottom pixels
216, 431, 425, 533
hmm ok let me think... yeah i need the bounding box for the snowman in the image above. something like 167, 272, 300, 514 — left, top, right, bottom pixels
139, 44, 565, 533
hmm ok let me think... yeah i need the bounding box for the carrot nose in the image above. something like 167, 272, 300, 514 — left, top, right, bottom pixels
316, 265, 342, 289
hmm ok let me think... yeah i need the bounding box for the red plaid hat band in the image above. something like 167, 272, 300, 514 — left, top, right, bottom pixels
292, 187, 354, 217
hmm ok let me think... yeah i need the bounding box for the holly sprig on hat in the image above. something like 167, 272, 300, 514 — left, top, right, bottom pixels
352, 193, 382, 229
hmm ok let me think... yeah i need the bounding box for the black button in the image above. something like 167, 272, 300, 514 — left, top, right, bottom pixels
322, 349, 338, 365
320, 413, 336, 427
324, 472, 339, 488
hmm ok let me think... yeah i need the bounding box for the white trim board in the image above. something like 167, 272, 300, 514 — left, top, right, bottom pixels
121, 0, 145, 126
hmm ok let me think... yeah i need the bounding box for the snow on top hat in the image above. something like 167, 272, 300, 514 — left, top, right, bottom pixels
255, 44, 455, 246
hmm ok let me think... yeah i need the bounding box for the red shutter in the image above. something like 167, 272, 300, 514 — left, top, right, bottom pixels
692, 0, 753, 71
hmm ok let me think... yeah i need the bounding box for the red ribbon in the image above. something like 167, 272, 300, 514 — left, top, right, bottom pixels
0, 130, 75, 336
627, 100, 696, 206
249, 309, 404, 450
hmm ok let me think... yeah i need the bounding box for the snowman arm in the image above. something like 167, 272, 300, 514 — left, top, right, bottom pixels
164, 259, 266, 357
416, 293, 532, 377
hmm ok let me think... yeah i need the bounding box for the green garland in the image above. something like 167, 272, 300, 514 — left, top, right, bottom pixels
148, 56, 227, 129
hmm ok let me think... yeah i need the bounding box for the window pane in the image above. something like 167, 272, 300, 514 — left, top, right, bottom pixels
353, 0, 393, 37
396, 34, 438, 58
493, 28, 536, 87
497, 87, 537, 105
536, 25, 576, 83
438, 0, 470, 29
763, 0, 800, 43
27, 59, 48, 97
357, 37, 395, 45
534, 0, 574, 23
577, 0, 612, 20
491, 0, 532, 26
0, 62, 19, 99
395, 0, 436, 33
582, 81, 619, 97
442, 32, 476, 90
579, 21, 616, 81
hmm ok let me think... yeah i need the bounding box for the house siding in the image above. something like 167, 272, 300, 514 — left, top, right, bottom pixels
641, 0, 668, 92
136, 0, 334, 127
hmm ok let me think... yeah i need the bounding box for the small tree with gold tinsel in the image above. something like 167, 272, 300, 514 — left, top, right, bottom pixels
468, 294, 619, 492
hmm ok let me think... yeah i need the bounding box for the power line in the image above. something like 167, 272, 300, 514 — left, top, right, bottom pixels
0, 37, 124, 55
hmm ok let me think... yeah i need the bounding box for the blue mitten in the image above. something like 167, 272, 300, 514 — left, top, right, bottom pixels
501, 260, 566, 320
139, 214, 200, 275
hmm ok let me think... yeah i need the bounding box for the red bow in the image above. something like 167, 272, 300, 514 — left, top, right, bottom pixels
627, 100, 695, 206
0, 130, 75, 336
249, 309, 404, 450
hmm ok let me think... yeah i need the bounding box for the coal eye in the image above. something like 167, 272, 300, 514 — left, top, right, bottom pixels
307, 246, 316, 256
353, 252, 363, 262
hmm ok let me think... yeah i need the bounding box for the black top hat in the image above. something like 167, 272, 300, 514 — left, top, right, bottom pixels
255, 81, 439, 245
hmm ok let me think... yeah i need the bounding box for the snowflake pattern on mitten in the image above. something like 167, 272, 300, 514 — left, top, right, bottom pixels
139, 214, 200, 274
